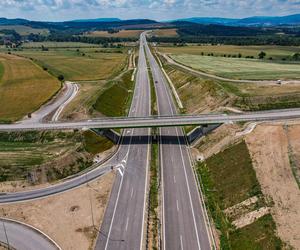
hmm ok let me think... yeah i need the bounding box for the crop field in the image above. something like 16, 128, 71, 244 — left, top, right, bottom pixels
86, 29, 144, 38
0, 53, 61, 122
170, 54, 300, 80
22, 42, 98, 48
152, 29, 178, 37
15, 48, 128, 81
159, 45, 300, 59
0, 25, 49, 35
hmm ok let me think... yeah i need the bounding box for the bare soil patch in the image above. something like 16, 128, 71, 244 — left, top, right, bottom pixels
246, 124, 300, 248
0, 172, 115, 250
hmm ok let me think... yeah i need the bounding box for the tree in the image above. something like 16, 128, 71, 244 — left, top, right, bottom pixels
58, 75, 64, 81
292, 53, 300, 61
238, 53, 242, 58
258, 51, 266, 59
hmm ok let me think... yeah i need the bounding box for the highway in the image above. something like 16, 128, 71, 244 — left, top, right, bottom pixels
144, 34, 212, 248
1, 108, 300, 131
95, 32, 151, 250
0, 218, 60, 250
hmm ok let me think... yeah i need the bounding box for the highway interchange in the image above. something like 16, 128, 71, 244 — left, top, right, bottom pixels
1, 32, 300, 250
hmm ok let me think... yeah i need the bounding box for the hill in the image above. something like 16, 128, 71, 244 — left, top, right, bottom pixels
173, 14, 300, 27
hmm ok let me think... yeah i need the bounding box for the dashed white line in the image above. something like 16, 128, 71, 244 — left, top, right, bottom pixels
130, 187, 134, 198
125, 217, 129, 231
174, 176, 176, 183
180, 235, 183, 250
176, 199, 179, 212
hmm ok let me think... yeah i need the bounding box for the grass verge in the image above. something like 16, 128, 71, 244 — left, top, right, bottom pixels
196, 141, 282, 249
83, 130, 114, 155
93, 69, 134, 117
0, 130, 112, 183
147, 135, 159, 250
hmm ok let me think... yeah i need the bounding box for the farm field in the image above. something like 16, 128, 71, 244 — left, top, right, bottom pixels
170, 54, 300, 80
151, 28, 178, 37
14, 48, 128, 81
0, 53, 61, 122
159, 45, 300, 59
0, 25, 49, 35
22, 42, 99, 48
86, 29, 144, 38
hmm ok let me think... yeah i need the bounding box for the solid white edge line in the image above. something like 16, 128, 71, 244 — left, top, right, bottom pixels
146, 39, 202, 250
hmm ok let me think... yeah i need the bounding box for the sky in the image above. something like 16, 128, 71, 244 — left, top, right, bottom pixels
0, 0, 300, 21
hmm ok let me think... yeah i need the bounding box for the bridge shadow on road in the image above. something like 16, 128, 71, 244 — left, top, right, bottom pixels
118, 135, 188, 145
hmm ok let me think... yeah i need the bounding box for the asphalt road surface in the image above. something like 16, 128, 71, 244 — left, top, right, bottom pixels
95, 32, 151, 250
144, 35, 213, 249
0, 218, 60, 250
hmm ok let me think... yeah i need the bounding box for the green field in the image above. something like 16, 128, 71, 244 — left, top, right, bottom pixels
0, 53, 61, 122
14, 48, 128, 81
197, 141, 282, 249
0, 62, 3, 80
0, 25, 49, 36
159, 45, 300, 59
22, 42, 99, 48
93, 69, 134, 116
171, 54, 300, 80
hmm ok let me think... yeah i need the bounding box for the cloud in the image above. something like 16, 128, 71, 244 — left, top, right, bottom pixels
0, 0, 299, 21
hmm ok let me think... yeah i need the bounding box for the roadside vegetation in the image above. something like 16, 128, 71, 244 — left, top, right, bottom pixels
0, 130, 113, 184
197, 141, 282, 249
93, 69, 134, 117
83, 130, 114, 155
147, 137, 159, 250
0, 53, 61, 122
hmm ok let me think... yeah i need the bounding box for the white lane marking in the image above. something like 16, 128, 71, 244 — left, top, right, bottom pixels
122, 159, 126, 164
174, 127, 201, 250
130, 187, 134, 198
117, 168, 123, 177
145, 38, 202, 250
104, 173, 125, 250
174, 176, 176, 183
176, 200, 179, 212
52, 83, 79, 121
125, 217, 129, 231
180, 235, 183, 250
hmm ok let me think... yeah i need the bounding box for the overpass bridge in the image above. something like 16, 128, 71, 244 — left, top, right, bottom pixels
1, 108, 300, 132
